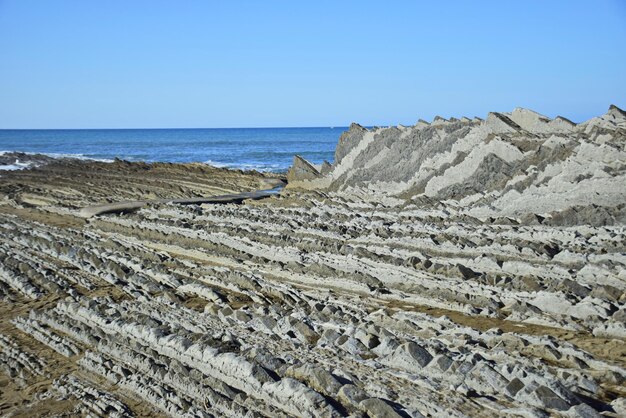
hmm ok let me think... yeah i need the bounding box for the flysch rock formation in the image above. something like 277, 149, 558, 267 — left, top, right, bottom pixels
0, 107, 625, 417
288, 105, 626, 226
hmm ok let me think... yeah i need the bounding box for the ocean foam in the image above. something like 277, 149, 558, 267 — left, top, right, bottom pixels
0, 150, 114, 164
0, 163, 32, 171
0, 160, 35, 171
203, 159, 287, 173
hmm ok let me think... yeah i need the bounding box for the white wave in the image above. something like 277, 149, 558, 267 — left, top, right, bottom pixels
0, 161, 35, 171
203, 159, 230, 168
0, 150, 114, 163
203, 159, 288, 172
1, 151, 289, 172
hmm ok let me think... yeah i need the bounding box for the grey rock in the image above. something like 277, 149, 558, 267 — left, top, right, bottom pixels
359, 398, 403, 418
287, 155, 322, 183
611, 398, 626, 416
337, 384, 368, 406
385, 342, 433, 373
505, 378, 525, 397
566, 403, 602, 418
286, 363, 343, 396
533, 385, 571, 411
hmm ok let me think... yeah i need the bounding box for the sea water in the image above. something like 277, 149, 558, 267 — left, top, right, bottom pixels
0, 127, 343, 172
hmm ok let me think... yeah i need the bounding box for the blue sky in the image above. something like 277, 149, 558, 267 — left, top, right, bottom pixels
0, 0, 624, 128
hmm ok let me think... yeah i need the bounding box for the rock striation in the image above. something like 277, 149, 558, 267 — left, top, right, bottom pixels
0, 109, 625, 417
288, 106, 626, 226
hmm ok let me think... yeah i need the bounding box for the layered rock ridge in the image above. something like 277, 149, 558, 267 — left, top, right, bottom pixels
288, 106, 626, 225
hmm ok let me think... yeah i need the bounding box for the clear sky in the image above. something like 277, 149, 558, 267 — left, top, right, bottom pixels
0, 0, 625, 128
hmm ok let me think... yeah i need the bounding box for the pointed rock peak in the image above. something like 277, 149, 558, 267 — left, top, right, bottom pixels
608, 104, 626, 120
508, 108, 554, 133
554, 116, 575, 124
348, 122, 368, 132
336, 123, 370, 164
415, 119, 430, 129
547, 116, 576, 132
460, 117, 471, 122
294, 155, 319, 172
511, 107, 550, 121
552, 116, 576, 126
320, 161, 333, 175
287, 155, 321, 183
432, 116, 448, 125
449, 117, 459, 122
486, 112, 522, 133
580, 104, 626, 130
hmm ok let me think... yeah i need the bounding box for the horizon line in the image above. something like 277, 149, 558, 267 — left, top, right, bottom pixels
0, 125, 353, 131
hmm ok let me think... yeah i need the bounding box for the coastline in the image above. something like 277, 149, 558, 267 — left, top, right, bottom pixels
0, 126, 341, 173
0, 154, 285, 210
1, 106, 625, 417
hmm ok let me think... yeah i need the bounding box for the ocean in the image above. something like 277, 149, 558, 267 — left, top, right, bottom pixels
0, 127, 343, 172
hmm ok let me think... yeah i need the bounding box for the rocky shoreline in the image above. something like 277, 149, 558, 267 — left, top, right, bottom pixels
0, 107, 625, 417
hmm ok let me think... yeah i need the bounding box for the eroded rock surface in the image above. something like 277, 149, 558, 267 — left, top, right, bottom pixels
0, 109, 625, 417
288, 106, 626, 226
